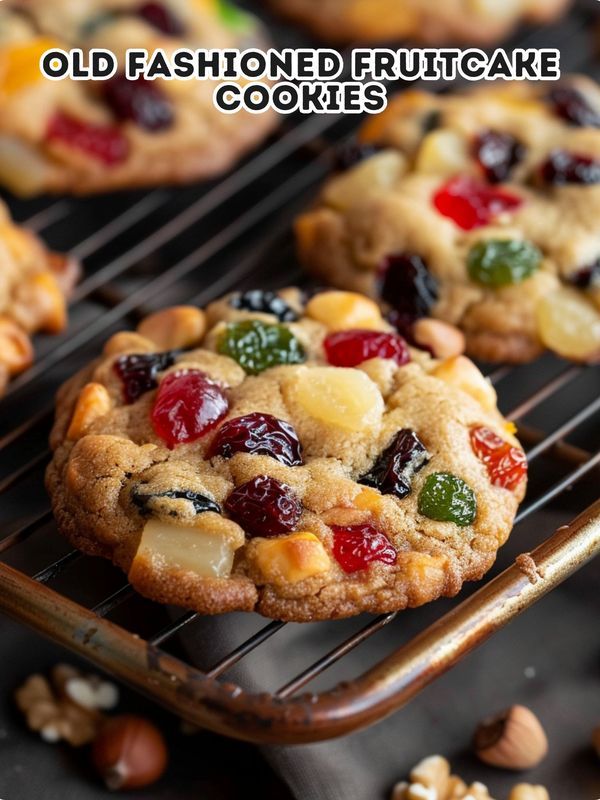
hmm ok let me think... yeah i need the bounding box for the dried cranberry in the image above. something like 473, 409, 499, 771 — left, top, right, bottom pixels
209, 413, 303, 467
474, 130, 524, 183
569, 258, 600, 289
433, 176, 523, 231
331, 523, 397, 574
360, 429, 430, 500
103, 75, 174, 132
137, 1, 185, 35
470, 426, 527, 491
132, 487, 221, 516
114, 351, 177, 403
225, 476, 302, 538
229, 290, 298, 322
46, 113, 129, 165
540, 150, 600, 186
377, 253, 438, 336
324, 329, 410, 368
151, 370, 228, 448
548, 86, 600, 128
334, 140, 380, 171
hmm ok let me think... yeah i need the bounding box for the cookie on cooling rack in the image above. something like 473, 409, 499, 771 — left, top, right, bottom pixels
266, 0, 569, 43
46, 288, 527, 622
0, 200, 78, 397
0, 0, 275, 195
296, 78, 600, 364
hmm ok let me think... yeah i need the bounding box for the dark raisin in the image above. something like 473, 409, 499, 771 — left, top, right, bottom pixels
333, 140, 380, 172
225, 476, 302, 538
548, 86, 600, 128
360, 429, 430, 500
377, 253, 439, 334
422, 109, 442, 134
229, 290, 299, 323
540, 150, 600, 185
474, 130, 524, 183
103, 75, 174, 132
569, 258, 600, 289
209, 413, 303, 466
132, 487, 221, 516
114, 351, 177, 403
137, 1, 185, 35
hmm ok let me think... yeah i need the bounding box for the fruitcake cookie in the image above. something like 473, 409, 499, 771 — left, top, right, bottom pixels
296, 78, 600, 363
0, 0, 275, 195
0, 200, 78, 397
47, 288, 527, 621
267, 0, 569, 44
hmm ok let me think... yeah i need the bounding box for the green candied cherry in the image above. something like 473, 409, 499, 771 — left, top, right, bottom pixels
217, 0, 252, 30
467, 239, 542, 288
217, 320, 305, 375
418, 472, 477, 527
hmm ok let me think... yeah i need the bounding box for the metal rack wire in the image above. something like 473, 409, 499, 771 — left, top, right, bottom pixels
0, 1, 599, 744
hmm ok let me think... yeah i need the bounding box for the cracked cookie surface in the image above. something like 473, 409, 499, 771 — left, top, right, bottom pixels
0, 200, 78, 397
296, 78, 600, 363
47, 288, 526, 621
267, 0, 569, 44
0, 0, 275, 195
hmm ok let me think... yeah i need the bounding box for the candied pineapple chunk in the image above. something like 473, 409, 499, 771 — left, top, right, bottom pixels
0, 38, 59, 95
322, 150, 406, 212
291, 366, 384, 432
132, 519, 234, 578
536, 287, 600, 362
415, 130, 469, 177
305, 290, 384, 331
254, 532, 330, 585
432, 355, 497, 411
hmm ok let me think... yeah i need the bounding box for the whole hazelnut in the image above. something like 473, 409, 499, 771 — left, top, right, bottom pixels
473, 705, 548, 770
92, 714, 168, 790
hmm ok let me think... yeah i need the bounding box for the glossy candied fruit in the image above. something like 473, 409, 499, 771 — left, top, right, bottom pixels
548, 86, 600, 128
46, 113, 129, 165
540, 150, 600, 185
209, 412, 303, 467
433, 176, 523, 231
331, 523, 397, 573
467, 239, 542, 288
114, 351, 177, 403
360, 429, 430, 500
470, 426, 527, 491
217, 320, 305, 375
536, 287, 600, 361
225, 475, 302, 538
377, 253, 438, 335
151, 370, 228, 447
569, 259, 600, 290
324, 329, 410, 368
229, 290, 298, 322
137, 1, 185, 35
103, 75, 174, 132
474, 130, 524, 184
418, 472, 477, 527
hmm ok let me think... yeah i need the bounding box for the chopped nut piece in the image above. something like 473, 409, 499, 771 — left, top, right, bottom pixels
12, 271, 67, 333
53, 663, 119, 711
253, 532, 331, 585
0, 314, 34, 375
67, 382, 112, 440
413, 319, 466, 360
474, 705, 548, 770
306, 290, 385, 331
432, 355, 497, 411
508, 786, 549, 800
137, 306, 206, 350
103, 331, 155, 356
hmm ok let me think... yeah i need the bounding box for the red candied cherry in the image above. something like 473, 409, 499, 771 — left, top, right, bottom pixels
46, 113, 129, 165
548, 86, 600, 128
225, 476, 302, 538
470, 426, 527, 491
474, 130, 524, 184
114, 351, 177, 404
103, 76, 174, 132
209, 413, 303, 467
540, 151, 600, 186
151, 370, 228, 448
433, 176, 523, 231
331, 523, 397, 574
137, 1, 185, 36
324, 329, 410, 368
